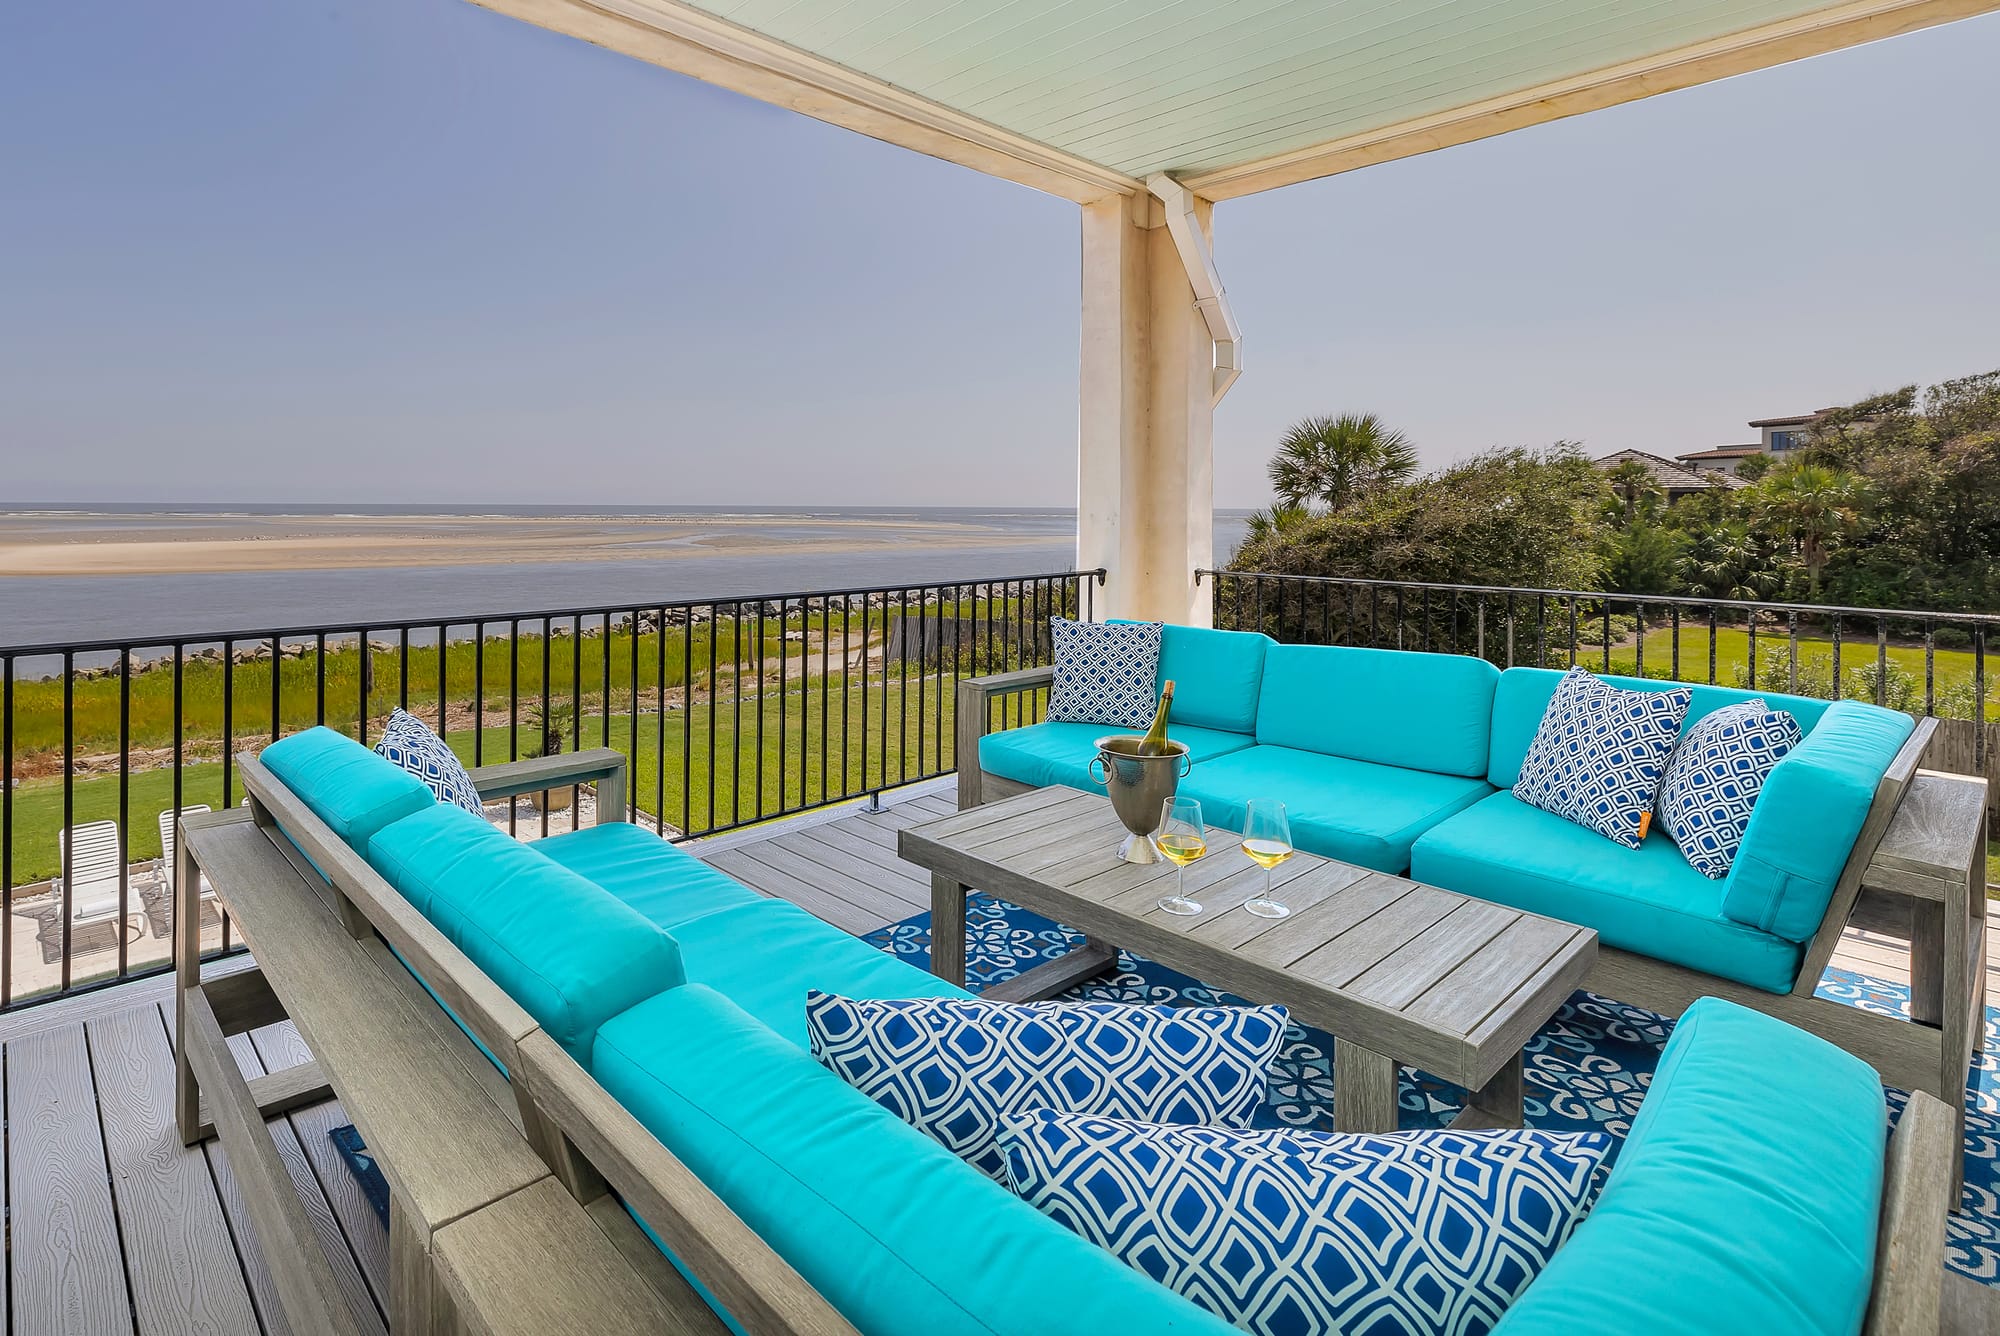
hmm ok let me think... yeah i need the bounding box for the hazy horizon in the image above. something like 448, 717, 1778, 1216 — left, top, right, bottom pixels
5, 0, 1996, 509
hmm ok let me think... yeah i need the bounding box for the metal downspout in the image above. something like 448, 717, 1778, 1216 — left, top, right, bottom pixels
1147, 173, 1243, 406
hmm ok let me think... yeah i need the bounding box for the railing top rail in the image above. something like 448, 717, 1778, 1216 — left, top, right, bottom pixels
0, 569, 1108, 659
1197, 569, 2000, 628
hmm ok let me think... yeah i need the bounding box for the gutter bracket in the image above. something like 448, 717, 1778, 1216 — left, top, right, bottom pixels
1147, 173, 1243, 406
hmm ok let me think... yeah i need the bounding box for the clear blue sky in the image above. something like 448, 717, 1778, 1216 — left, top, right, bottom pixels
4, 0, 1996, 509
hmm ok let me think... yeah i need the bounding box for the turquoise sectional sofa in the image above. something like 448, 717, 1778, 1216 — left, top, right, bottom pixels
977, 625, 1917, 995
252, 727, 1911, 1336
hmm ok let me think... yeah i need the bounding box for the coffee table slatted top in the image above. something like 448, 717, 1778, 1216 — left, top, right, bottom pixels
899, 786, 1598, 1092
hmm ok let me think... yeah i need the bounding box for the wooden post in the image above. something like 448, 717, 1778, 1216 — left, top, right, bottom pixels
174, 820, 204, 1145
1077, 191, 1216, 627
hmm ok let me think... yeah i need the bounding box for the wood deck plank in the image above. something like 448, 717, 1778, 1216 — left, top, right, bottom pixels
703, 849, 881, 937
730, 840, 922, 922
8, 1022, 135, 1335
87, 1006, 260, 1336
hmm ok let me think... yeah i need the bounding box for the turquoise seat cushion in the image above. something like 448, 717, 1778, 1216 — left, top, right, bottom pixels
1487, 667, 1834, 788
669, 899, 969, 1047
1255, 644, 1499, 778
590, 984, 1238, 1336
978, 720, 1255, 792
1179, 746, 1492, 874
260, 727, 435, 851
1410, 794, 1801, 992
365, 805, 686, 1062
1722, 699, 1914, 941
536, 822, 766, 929
1493, 997, 1885, 1336
1134, 622, 1272, 734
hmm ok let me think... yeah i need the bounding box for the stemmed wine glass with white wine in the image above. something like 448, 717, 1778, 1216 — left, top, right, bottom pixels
1154, 796, 1208, 916
1241, 799, 1295, 919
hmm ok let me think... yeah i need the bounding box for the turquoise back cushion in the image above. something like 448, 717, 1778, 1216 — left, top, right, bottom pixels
1492, 998, 1884, 1336
591, 984, 1237, 1336
367, 805, 685, 1063
1487, 668, 1834, 788
1255, 644, 1499, 777
260, 727, 435, 851
1153, 624, 1271, 734
1722, 699, 1914, 940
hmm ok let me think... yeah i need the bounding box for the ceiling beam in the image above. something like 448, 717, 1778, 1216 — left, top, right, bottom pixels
467, 0, 1141, 205
1183, 0, 2000, 202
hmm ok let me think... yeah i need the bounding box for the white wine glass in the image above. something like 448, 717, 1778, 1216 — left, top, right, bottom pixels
1241, 799, 1294, 919
1155, 796, 1208, 916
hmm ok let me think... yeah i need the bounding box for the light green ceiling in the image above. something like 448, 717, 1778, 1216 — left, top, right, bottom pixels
685, 0, 1841, 178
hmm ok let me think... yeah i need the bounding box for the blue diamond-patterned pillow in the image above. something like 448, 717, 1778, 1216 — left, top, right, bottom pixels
1656, 699, 1803, 879
1046, 618, 1164, 729
806, 992, 1287, 1180
373, 708, 482, 815
1513, 667, 1692, 849
1001, 1112, 1609, 1336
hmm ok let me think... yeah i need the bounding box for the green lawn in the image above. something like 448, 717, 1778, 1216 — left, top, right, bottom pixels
1590, 626, 1995, 719
0, 675, 1044, 885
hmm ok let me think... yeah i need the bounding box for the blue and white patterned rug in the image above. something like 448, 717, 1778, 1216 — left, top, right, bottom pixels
863, 896, 2000, 1287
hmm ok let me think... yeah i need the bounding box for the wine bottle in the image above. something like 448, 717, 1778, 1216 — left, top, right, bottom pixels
1138, 680, 1176, 755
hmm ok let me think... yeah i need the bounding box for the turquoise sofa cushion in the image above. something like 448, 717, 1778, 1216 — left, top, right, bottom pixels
667, 899, 967, 1047
1487, 667, 1834, 788
1493, 998, 1885, 1336
1410, 794, 1802, 992
1179, 745, 1491, 874
1153, 623, 1272, 734
978, 720, 1255, 793
366, 804, 685, 1063
536, 822, 766, 929
591, 984, 1238, 1336
260, 727, 435, 851
1255, 644, 1499, 777
1722, 699, 1915, 941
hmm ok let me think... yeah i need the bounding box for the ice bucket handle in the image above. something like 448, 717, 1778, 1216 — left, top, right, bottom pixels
1089, 754, 1110, 786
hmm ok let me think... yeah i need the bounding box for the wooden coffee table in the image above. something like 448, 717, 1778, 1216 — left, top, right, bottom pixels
898, 786, 1599, 1134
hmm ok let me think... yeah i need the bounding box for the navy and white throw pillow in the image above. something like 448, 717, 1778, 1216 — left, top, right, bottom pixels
805, 992, 1287, 1180
1001, 1112, 1609, 1336
1656, 699, 1803, 879
1513, 667, 1692, 849
1046, 618, 1164, 730
373, 708, 482, 815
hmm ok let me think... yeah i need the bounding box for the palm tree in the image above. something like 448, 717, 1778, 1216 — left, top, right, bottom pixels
1757, 463, 1864, 597
1241, 501, 1312, 546
1678, 523, 1774, 603
1268, 414, 1418, 512
1605, 458, 1661, 525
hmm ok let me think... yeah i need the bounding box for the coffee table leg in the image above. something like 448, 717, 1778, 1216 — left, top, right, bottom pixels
1451, 1053, 1525, 1131
1334, 1040, 1401, 1134
930, 874, 968, 987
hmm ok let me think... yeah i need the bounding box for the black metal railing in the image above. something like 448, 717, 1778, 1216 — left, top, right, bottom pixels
1202, 568, 2000, 781
0, 570, 1097, 1009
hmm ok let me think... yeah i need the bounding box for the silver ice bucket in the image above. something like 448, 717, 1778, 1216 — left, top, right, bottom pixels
1089, 735, 1193, 864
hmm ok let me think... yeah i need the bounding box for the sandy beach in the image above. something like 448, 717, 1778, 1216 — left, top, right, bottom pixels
0, 511, 1051, 577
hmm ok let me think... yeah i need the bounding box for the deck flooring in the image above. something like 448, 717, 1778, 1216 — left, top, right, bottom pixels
0, 780, 1991, 1333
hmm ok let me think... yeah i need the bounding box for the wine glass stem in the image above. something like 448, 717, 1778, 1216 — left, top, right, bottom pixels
1177, 864, 1186, 903
1265, 866, 1273, 902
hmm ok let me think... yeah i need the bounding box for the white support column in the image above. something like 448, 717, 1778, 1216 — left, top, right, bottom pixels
1077, 192, 1216, 627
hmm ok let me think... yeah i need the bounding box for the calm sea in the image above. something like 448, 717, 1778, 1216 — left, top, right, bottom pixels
0, 506, 1252, 651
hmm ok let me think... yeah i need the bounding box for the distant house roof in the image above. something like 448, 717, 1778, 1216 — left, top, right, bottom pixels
1747, 408, 1837, 428
1677, 444, 1764, 462
1592, 449, 1746, 493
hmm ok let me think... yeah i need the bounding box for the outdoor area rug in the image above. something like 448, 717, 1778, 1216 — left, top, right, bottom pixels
862, 895, 2000, 1287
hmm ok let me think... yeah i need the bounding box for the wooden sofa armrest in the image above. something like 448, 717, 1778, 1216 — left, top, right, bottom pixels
470, 748, 629, 822
1866, 1089, 1955, 1336
955, 667, 1056, 809
513, 1030, 861, 1336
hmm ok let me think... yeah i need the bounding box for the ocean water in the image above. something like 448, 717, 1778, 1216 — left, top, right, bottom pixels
0, 506, 1252, 651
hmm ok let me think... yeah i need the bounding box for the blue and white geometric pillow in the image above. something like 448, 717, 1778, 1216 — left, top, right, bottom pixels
373, 708, 483, 815
1000, 1112, 1609, 1336
1046, 618, 1164, 729
1656, 699, 1803, 879
805, 992, 1287, 1180
1513, 667, 1692, 849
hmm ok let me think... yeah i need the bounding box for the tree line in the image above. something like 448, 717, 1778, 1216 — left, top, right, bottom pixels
1230, 370, 2000, 614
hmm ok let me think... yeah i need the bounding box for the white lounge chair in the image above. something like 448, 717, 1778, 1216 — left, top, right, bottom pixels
144, 805, 214, 939
53, 820, 145, 946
